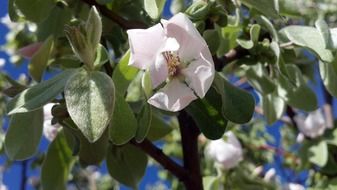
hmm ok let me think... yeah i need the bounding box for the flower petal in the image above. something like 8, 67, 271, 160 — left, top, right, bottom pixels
127, 24, 165, 69
150, 53, 168, 88
163, 13, 207, 61
147, 79, 197, 112
182, 47, 215, 98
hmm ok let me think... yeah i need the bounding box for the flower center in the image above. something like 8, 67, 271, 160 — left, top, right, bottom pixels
163, 51, 181, 77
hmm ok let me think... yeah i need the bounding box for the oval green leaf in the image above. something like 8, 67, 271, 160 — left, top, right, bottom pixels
4, 109, 43, 160
65, 69, 115, 143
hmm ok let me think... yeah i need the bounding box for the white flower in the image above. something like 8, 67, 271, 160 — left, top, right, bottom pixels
127, 13, 214, 112
294, 109, 327, 138
263, 168, 276, 182
296, 133, 305, 143
286, 183, 305, 190
205, 131, 243, 169
0, 59, 5, 68
43, 103, 61, 141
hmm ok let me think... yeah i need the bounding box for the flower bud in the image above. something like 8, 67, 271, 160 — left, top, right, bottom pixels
65, 25, 94, 68
86, 6, 102, 51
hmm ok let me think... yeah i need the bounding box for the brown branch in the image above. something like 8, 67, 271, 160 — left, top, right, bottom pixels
81, 0, 147, 29
178, 111, 203, 190
214, 47, 249, 71
130, 139, 189, 182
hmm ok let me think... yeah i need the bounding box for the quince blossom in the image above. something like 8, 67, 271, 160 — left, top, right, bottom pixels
294, 109, 327, 138
127, 13, 215, 112
205, 131, 243, 169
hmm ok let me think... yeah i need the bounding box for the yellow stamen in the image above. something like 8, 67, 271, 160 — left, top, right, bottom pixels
163, 51, 181, 77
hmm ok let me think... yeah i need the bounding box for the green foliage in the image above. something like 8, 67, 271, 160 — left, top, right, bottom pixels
4, 109, 43, 160
280, 25, 333, 63
106, 144, 148, 189
144, 0, 166, 20
65, 69, 115, 142
41, 131, 74, 190
187, 93, 228, 140
7, 69, 77, 114
14, 0, 56, 22
29, 36, 54, 82
213, 73, 255, 124
109, 92, 137, 145
309, 141, 328, 167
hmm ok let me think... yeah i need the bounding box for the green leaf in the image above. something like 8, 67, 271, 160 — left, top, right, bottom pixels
147, 113, 173, 141
203, 30, 220, 55
93, 44, 110, 70
257, 16, 279, 42
319, 60, 337, 97
144, 0, 166, 20
65, 69, 115, 142
15, 0, 55, 23
236, 39, 254, 49
185, 0, 210, 21
106, 144, 148, 189
213, 73, 255, 124
7, 69, 77, 115
187, 91, 228, 140
63, 119, 108, 166
281, 25, 333, 63
29, 36, 54, 82
112, 51, 138, 95
4, 109, 43, 160
170, 0, 184, 14
277, 65, 318, 111
261, 92, 286, 125
270, 42, 289, 77
203, 176, 221, 190
37, 5, 72, 40
41, 131, 74, 190
78, 129, 108, 166
241, 0, 280, 19
309, 141, 328, 167
135, 103, 152, 142
246, 64, 276, 94
250, 24, 261, 43
315, 19, 333, 50
86, 6, 102, 51
109, 93, 137, 145
8, 0, 19, 22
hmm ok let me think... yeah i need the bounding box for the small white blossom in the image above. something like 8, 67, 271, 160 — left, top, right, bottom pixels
286, 183, 305, 190
43, 103, 61, 141
0, 59, 5, 68
263, 168, 276, 182
294, 109, 327, 138
205, 131, 243, 169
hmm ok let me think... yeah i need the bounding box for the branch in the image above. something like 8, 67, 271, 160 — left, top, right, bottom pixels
214, 47, 249, 71
178, 111, 203, 190
81, 0, 147, 29
130, 139, 189, 182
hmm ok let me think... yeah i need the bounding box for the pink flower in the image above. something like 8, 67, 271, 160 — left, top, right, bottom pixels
127, 13, 214, 112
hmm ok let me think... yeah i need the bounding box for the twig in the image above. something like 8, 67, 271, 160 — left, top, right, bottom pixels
130, 139, 189, 182
80, 0, 147, 29
178, 111, 203, 190
214, 47, 249, 71
20, 160, 28, 190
